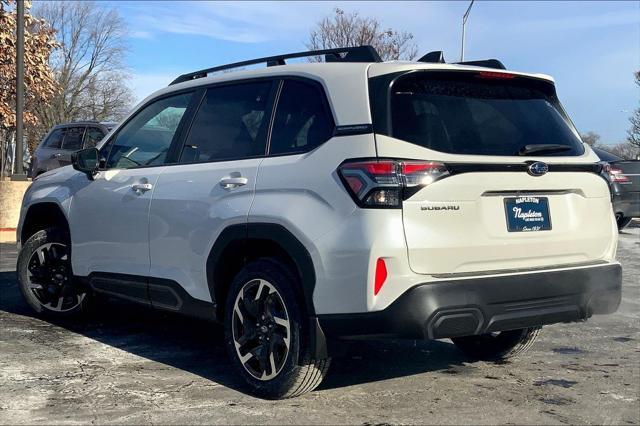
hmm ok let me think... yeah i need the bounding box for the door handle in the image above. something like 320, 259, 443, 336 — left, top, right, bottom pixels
50, 153, 61, 159
219, 176, 248, 190
131, 183, 153, 193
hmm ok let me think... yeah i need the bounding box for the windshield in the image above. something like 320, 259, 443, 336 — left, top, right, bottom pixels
387, 72, 584, 156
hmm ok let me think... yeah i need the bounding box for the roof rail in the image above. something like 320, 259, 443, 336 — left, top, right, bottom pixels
169, 45, 382, 86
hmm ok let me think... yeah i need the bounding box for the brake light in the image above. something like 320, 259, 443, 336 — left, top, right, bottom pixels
608, 167, 630, 183
602, 163, 630, 183
338, 159, 449, 208
476, 71, 516, 80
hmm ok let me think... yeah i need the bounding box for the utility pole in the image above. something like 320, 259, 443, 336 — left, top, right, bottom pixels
12, 0, 27, 180
460, 0, 475, 62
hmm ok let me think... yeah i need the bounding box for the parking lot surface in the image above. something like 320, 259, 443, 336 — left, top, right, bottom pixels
1, 226, 639, 425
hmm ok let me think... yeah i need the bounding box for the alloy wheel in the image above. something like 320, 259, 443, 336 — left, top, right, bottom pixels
26, 242, 85, 312
231, 279, 291, 381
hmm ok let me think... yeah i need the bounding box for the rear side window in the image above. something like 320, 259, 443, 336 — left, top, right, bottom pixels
386, 72, 584, 156
61, 127, 85, 150
42, 129, 64, 148
179, 82, 272, 163
269, 80, 334, 155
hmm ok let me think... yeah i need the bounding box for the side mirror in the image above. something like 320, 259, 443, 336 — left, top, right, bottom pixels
72, 148, 99, 179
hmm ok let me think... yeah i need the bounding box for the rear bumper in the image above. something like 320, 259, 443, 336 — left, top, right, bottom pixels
612, 191, 640, 218
318, 263, 622, 340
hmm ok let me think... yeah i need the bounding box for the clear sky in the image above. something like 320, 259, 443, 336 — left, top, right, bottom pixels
110, 1, 639, 145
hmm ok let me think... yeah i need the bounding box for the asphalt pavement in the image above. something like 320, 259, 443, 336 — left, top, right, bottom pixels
0, 226, 638, 424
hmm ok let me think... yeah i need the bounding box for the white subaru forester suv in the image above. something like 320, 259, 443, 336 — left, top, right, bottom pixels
16, 46, 622, 398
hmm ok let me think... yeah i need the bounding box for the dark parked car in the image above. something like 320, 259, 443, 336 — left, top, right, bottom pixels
31, 121, 116, 177
593, 147, 640, 230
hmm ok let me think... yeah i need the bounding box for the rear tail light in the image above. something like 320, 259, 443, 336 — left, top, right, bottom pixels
338, 159, 449, 208
602, 163, 630, 183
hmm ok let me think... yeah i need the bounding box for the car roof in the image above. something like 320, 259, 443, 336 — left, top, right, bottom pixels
593, 147, 623, 162
137, 61, 554, 127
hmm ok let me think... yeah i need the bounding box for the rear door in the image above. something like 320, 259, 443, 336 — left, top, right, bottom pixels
371, 70, 615, 275
148, 80, 275, 302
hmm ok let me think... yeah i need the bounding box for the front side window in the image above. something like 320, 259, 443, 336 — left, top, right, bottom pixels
269, 80, 334, 155
61, 127, 85, 151
106, 93, 192, 169
387, 72, 584, 156
179, 82, 272, 163
83, 127, 106, 148
42, 129, 64, 149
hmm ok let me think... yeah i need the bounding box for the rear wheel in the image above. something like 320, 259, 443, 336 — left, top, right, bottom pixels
17, 227, 89, 317
224, 258, 330, 399
451, 327, 541, 361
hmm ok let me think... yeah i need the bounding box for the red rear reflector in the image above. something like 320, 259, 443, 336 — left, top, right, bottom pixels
374, 258, 387, 296
476, 71, 516, 80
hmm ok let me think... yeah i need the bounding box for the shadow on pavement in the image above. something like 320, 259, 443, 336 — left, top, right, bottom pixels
0, 253, 467, 396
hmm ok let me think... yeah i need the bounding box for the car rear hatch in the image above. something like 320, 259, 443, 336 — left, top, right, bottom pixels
368, 67, 616, 275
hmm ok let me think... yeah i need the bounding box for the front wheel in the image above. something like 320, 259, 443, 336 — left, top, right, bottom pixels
224, 258, 330, 399
616, 214, 632, 231
451, 327, 541, 361
17, 227, 90, 318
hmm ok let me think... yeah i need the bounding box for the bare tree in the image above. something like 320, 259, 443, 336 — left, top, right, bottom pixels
31, 1, 134, 137
581, 131, 639, 160
307, 8, 418, 61
605, 142, 640, 160
580, 131, 601, 146
627, 71, 640, 149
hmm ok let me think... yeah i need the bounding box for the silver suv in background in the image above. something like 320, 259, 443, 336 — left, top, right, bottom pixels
30, 121, 116, 177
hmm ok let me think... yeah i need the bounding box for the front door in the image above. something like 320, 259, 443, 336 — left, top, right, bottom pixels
69, 92, 195, 280
58, 126, 86, 167
149, 80, 275, 302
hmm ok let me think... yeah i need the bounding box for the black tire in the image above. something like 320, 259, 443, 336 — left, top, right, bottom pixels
224, 258, 330, 399
17, 227, 90, 318
451, 327, 541, 361
616, 215, 632, 231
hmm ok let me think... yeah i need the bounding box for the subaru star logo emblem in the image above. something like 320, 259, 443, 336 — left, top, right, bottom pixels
528, 161, 549, 177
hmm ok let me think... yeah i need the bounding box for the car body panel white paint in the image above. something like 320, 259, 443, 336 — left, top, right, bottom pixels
249, 135, 376, 314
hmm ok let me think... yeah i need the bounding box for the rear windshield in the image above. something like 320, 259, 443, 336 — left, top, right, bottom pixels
387, 72, 584, 156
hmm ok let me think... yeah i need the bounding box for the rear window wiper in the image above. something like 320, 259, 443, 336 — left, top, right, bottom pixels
517, 144, 572, 156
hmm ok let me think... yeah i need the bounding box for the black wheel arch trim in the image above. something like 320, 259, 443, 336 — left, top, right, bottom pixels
206, 222, 317, 317
20, 202, 70, 247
